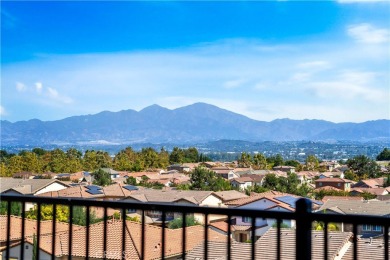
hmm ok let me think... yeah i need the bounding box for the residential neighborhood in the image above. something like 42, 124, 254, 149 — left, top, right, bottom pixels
0, 146, 389, 259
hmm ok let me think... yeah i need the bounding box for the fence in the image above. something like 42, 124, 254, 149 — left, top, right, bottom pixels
0, 194, 389, 260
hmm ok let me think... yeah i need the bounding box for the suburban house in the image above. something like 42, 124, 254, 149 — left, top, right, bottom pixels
211, 167, 237, 180
100, 168, 120, 179
272, 166, 295, 174
315, 178, 352, 192
230, 174, 265, 190
319, 171, 345, 179
352, 178, 386, 188
0, 178, 69, 211
167, 164, 191, 173
230, 177, 253, 190
319, 161, 341, 171
0, 217, 226, 260
219, 191, 322, 242
349, 187, 389, 197
318, 199, 390, 237
187, 228, 354, 260
296, 171, 319, 184
121, 190, 226, 225
213, 190, 248, 203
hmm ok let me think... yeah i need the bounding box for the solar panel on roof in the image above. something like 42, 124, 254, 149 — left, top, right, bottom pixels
123, 185, 138, 191
274, 195, 299, 208
86, 189, 104, 195
86, 185, 102, 190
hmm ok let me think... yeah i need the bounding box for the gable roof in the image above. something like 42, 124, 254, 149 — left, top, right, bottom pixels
0, 215, 80, 242
124, 190, 216, 205
0, 178, 69, 195
319, 200, 390, 216
342, 238, 389, 260
315, 178, 351, 183
186, 229, 353, 260
213, 190, 248, 202
18, 220, 226, 260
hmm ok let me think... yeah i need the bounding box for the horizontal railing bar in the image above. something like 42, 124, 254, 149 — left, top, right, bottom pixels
1, 195, 389, 226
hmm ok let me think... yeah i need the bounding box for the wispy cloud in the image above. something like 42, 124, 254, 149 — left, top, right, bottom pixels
16, 82, 26, 92
1, 9, 17, 29
223, 79, 247, 89
0, 106, 6, 116
35, 82, 43, 93
47, 86, 73, 104
348, 23, 390, 44
2, 35, 389, 122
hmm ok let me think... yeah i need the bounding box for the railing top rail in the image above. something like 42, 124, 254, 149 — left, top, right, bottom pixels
1, 194, 389, 225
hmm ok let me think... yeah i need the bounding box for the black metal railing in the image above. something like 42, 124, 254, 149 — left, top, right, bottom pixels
0, 194, 389, 260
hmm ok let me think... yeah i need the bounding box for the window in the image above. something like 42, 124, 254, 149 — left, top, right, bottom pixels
242, 216, 251, 223
362, 225, 382, 232
337, 183, 341, 187
127, 209, 136, 213
319, 183, 322, 186
362, 224, 371, 231
372, 225, 382, 232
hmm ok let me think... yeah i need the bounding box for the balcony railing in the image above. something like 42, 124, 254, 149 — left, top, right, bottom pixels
0, 194, 389, 260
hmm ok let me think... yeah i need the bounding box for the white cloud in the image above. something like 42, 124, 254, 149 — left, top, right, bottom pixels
35, 82, 43, 93
307, 71, 387, 102
0, 106, 6, 116
348, 23, 390, 44
298, 61, 329, 69
15, 82, 26, 92
47, 87, 73, 104
223, 79, 247, 89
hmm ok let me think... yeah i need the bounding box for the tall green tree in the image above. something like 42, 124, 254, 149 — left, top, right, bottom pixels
190, 166, 231, 191
238, 152, 252, 168
169, 147, 185, 164
252, 153, 267, 170
92, 169, 112, 186
347, 155, 381, 180
305, 155, 319, 171
267, 154, 284, 167
377, 148, 390, 161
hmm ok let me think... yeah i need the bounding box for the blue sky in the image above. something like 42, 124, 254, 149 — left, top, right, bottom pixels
1, 1, 389, 123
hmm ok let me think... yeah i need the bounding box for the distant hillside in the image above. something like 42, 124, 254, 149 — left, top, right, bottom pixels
1, 103, 389, 145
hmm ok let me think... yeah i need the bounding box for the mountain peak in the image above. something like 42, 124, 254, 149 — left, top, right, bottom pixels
139, 104, 169, 113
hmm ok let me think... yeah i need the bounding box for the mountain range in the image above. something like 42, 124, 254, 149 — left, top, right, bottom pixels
1, 103, 389, 145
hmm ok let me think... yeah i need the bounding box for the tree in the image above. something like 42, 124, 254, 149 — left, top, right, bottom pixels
262, 174, 279, 190
169, 147, 185, 164
267, 154, 284, 168
26, 204, 69, 222
377, 148, 390, 161
126, 176, 137, 185
285, 160, 302, 171
347, 155, 381, 180
238, 152, 252, 168
113, 147, 138, 171
252, 153, 267, 170
305, 155, 319, 171
183, 147, 199, 163
314, 222, 339, 231
92, 169, 112, 186
47, 149, 68, 173
190, 166, 231, 191
72, 206, 100, 226
168, 215, 199, 229
140, 147, 160, 170
0, 201, 22, 216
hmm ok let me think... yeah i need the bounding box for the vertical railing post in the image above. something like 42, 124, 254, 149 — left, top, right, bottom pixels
296, 198, 312, 260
